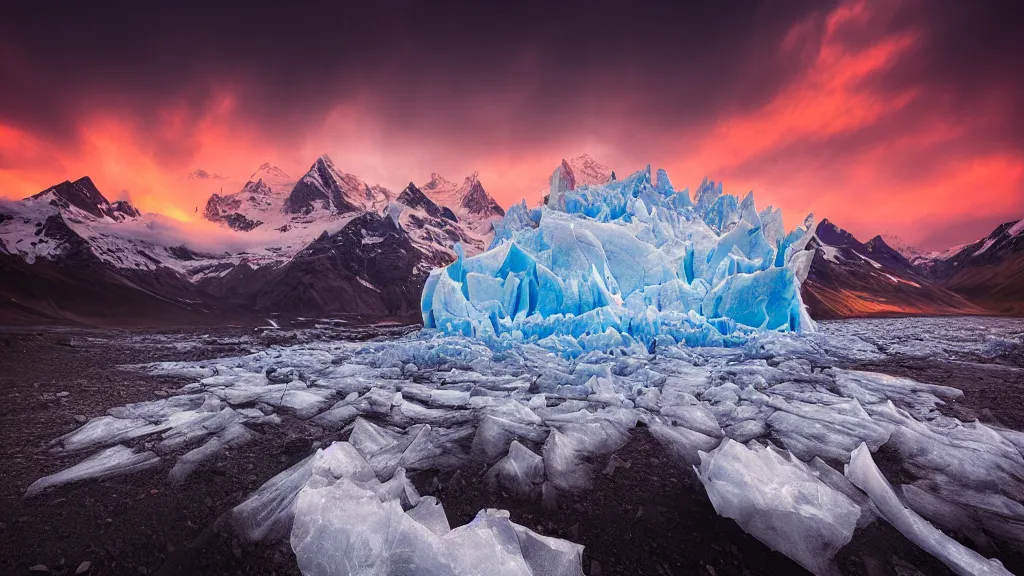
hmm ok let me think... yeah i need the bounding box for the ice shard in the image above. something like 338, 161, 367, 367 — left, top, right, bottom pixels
846, 443, 1012, 576
25, 445, 160, 498
696, 439, 860, 576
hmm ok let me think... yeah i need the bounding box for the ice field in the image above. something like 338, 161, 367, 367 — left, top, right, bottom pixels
23, 166, 1024, 575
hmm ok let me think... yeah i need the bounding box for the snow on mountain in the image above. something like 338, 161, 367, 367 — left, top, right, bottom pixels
879, 233, 926, 260
1011, 218, 1024, 237
541, 154, 615, 208
418, 171, 504, 247
284, 155, 391, 217
421, 172, 504, 221
181, 169, 228, 181
204, 164, 296, 232
30, 177, 141, 222
914, 218, 1024, 313
565, 153, 614, 187
804, 219, 979, 318
2, 169, 457, 323
392, 182, 484, 257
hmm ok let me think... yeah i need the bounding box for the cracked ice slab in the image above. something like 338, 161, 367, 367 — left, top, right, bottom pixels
25, 445, 160, 498
287, 441, 585, 576
696, 439, 860, 575
846, 443, 1012, 576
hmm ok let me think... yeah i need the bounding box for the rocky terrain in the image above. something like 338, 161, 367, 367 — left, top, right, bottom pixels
803, 218, 1023, 319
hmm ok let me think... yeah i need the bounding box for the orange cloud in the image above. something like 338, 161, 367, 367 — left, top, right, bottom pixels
1, 0, 1021, 251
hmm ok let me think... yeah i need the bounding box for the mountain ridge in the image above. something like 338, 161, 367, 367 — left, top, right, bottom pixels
2, 156, 1021, 325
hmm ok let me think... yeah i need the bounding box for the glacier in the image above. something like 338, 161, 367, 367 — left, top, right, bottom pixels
422, 166, 816, 356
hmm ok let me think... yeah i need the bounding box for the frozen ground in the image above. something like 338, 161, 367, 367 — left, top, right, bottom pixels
2, 316, 1023, 575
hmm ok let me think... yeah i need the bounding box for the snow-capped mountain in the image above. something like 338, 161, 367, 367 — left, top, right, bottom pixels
6, 153, 1018, 325
542, 154, 615, 207
284, 155, 391, 216
205, 210, 450, 318
419, 171, 505, 234
30, 177, 141, 222
181, 169, 228, 181
565, 153, 614, 187
878, 233, 927, 261
0, 181, 250, 324
201, 156, 492, 258
204, 163, 296, 231
1, 158, 497, 324
393, 182, 482, 255
914, 218, 1024, 313
802, 219, 981, 318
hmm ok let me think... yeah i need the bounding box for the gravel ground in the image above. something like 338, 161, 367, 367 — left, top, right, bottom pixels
1, 324, 1020, 576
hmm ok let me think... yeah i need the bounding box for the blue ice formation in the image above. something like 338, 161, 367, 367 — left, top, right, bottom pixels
422, 165, 816, 356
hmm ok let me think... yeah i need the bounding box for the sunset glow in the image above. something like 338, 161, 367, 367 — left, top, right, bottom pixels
2, 0, 1021, 250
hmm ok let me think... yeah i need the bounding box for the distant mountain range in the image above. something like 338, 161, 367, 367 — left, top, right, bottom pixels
0, 154, 505, 325
804, 217, 1024, 318
1, 153, 1020, 325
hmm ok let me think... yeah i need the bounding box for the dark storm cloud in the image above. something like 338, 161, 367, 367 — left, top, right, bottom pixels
1, 0, 837, 149
856, 0, 1024, 150
2, 0, 1022, 250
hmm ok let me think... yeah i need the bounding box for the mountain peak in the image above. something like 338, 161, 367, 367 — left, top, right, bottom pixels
419, 171, 503, 220
397, 182, 445, 219
814, 218, 862, 249
879, 233, 926, 260
183, 168, 226, 181
252, 163, 290, 180
29, 176, 141, 222
283, 155, 389, 216
563, 155, 613, 187
423, 173, 456, 192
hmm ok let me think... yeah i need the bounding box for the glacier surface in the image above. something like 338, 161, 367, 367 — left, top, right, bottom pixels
423, 166, 816, 356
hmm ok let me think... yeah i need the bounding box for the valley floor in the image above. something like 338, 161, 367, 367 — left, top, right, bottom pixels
1, 318, 1022, 575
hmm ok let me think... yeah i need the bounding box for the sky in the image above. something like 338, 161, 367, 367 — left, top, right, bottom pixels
1, 0, 1022, 250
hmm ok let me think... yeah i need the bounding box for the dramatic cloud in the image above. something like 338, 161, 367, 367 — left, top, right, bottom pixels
1, 0, 1021, 249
